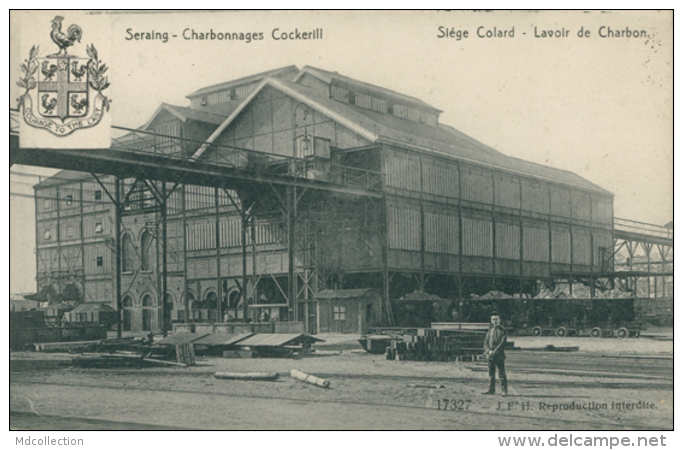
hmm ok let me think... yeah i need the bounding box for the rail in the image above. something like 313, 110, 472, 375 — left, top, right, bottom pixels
614, 217, 673, 240
111, 127, 386, 190
10, 108, 384, 191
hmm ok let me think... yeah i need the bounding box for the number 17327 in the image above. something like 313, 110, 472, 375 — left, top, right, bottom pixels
437, 399, 471, 411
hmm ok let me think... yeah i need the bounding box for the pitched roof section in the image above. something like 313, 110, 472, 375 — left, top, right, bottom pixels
294, 65, 443, 113
281, 81, 609, 194
188, 73, 609, 194
190, 77, 379, 159
34, 169, 93, 188
142, 103, 233, 130
186, 65, 299, 99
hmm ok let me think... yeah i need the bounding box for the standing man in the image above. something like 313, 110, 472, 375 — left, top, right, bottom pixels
482, 312, 508, 396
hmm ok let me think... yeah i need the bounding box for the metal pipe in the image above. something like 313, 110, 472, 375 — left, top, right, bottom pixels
215, 188, 222, 322
161, 182, 168, 334
242, 211, 248, 321
114, 177, 122, 338
182, 184, 189, 323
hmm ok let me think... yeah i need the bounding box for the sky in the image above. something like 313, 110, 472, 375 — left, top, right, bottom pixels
8, 10, 673, 293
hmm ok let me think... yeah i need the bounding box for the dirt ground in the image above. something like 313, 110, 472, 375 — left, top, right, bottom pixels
10, 332, 673, 430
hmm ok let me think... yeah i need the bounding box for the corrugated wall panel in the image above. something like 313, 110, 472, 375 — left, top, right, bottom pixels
462, 217, 493, 257
82, 214, 111, 239
550, 187, 571, 217
388, 206, 420, 251
496, 222, 520, 260
523, 226, 549, 262
494, 175, 521, 209
572, 232, 591, 265
551, 230, 571, 264
422, 161, 458, 198
461, 168, 492, 204
220, 218, 242, 248
59, 245, 83, 270
521, 180, 549, 214
424, 211, 458, 254
84, 243, 111, 275
186, 222, 216, 251
591, 197, 613, 224
386, 154, 421, 191
185, 185, 215, 211
59, 217, 81, 241
572, 191, 591, 221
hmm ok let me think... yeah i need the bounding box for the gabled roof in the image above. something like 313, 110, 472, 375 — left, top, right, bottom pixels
189, 76, 610, 194
142, 103, 233, 130
186, 65, 299, 99
294, 65, 443, 113
34, 169, 93, 188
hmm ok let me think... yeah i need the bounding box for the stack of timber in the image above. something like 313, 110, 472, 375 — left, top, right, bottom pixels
386, 328, 504, 362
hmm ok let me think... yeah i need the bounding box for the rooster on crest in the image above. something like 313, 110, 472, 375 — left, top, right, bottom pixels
50, 16, 82, 56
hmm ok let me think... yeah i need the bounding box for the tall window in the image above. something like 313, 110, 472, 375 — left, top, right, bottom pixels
122, 233, 135, 272
140, 231, 153, 271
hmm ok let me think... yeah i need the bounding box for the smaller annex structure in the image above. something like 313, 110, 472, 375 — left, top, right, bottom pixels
313, 289, 383, 334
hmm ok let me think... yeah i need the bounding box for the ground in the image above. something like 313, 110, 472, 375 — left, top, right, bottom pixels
9, 331, 673, 430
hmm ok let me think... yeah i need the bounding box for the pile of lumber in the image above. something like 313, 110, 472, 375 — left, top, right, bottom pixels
386, 328, 495, 361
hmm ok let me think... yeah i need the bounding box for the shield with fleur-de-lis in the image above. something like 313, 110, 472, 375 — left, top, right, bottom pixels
18, 41, 111, 138
36, 55, 89, 120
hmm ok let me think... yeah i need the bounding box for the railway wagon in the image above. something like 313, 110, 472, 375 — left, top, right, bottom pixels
452, 296, 648, 338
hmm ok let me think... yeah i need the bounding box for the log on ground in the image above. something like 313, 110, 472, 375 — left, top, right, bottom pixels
214, 372, 279, 381
290, 369, 330, 388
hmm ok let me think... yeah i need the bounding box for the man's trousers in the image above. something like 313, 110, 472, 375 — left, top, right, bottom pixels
488, 357, 507, 393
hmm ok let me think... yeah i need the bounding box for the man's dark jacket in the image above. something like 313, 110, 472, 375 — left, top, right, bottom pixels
484, 325, 507, 360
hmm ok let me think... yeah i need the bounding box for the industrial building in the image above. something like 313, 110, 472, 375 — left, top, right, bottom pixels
32, 64, 622, 334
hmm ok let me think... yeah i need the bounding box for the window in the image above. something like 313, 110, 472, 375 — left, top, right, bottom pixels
331, 85, 349, 103
96, 256, 103, 267
140, 231, 153, 271
95, 222, 103, 233
43, 229, 52, 240
354, 93, 373, 109
122, 234, 135, 272
333, 305, 346, 321
94, 190, 102, 201
66, 227, 74, 238
43, 199, 50, 210
65, 195, 73, 206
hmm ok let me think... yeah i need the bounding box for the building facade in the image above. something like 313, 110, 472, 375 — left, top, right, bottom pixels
34, 65, 614, 333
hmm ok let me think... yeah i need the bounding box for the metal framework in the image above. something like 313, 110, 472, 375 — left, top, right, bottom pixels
11, 109, 673, 335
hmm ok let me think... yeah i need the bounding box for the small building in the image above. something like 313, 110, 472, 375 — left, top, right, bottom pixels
313, 289, 382, 334
65, 302, 118, 329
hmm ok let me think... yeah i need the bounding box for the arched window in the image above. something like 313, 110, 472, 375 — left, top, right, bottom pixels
122, 234, 135, 272
142, 294, 156, 307
141, 294, 156, 332
205, 291, 218, 309
140, 231, 153, 271
121, 295, 133, 331
121, 295, 133, 308
228, 289, 242, 308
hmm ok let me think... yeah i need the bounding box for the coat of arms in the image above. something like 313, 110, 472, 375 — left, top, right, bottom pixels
17, 16, 111, 136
